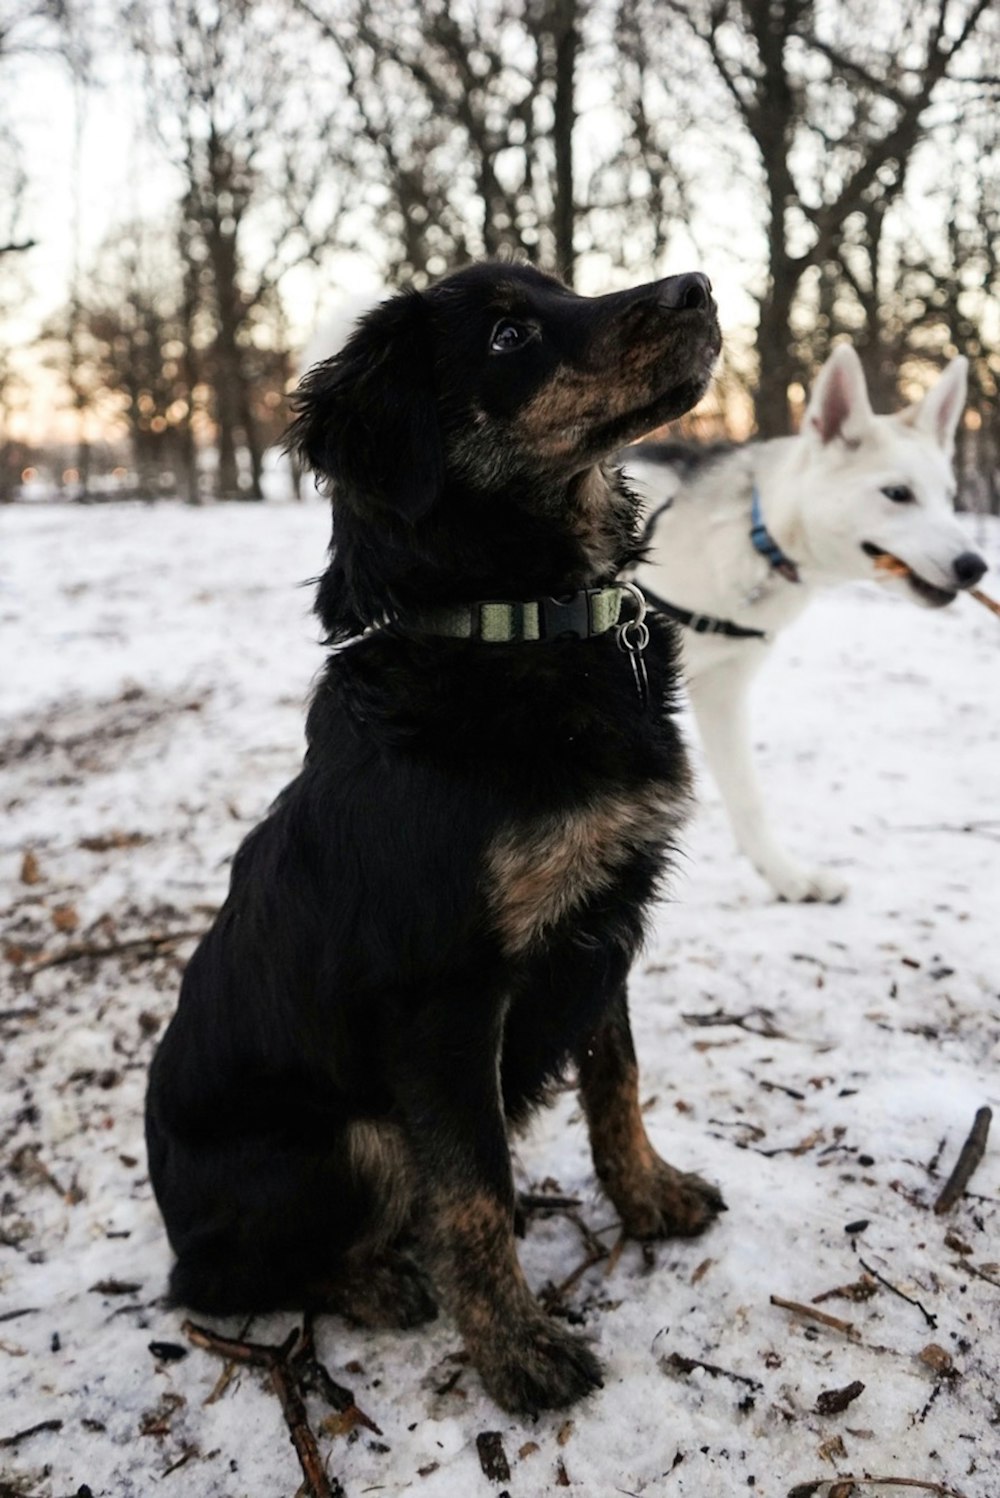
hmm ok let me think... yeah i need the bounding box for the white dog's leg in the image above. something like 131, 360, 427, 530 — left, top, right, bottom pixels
688, 656, 848, 903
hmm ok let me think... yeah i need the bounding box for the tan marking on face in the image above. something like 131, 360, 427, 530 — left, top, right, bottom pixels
512, 333, 678, 461
514, 367, 618, 460
487, 784, 686, 953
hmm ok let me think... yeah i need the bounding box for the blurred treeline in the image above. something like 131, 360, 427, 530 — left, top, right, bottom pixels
1, 0, 998, 505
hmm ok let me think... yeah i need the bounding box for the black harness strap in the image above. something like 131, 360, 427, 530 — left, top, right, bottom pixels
642, 585, 768, 641
637, 497, 674, 551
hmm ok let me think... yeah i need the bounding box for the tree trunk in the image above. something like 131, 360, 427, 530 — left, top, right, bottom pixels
550, 0, 578, 286
206, 221, 245, 500
239, 382, 264, 500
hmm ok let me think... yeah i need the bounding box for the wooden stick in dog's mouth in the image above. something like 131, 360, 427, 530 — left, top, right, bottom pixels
969, 586, 1000, 619
868, 546, 1000, 618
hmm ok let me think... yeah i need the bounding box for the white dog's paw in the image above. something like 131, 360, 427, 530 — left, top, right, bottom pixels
760, 860, 849, 904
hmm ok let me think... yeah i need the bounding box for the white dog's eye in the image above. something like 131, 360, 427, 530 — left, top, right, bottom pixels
882, 484, 915, 504
490, 320, 530, 353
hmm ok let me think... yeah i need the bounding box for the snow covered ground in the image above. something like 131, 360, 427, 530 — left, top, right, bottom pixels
2, 499, 998, 1498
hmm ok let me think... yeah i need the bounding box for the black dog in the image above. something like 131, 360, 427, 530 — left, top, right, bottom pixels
146, 261, 724, 1413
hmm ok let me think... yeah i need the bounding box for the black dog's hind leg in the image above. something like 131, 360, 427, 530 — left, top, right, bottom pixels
151, 1115, 436, 1328
306, 1120, 438, 1329
577, 985, 726, 1239
391, 997, 603, 1414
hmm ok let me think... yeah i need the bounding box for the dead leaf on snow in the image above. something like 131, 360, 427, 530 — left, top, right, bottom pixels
817, 1432, 848, 1464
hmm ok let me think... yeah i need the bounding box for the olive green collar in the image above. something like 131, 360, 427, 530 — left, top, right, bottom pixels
403, 584, 632, 643
334, 582, 652, 705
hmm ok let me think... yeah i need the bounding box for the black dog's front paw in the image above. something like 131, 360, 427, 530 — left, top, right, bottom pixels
475, 1316, 603, 1413
614, 1160, 727, 1241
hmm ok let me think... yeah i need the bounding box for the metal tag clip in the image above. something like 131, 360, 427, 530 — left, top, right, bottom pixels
616, 582, 650, 708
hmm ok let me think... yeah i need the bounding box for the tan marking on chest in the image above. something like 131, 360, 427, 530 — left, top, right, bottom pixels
487, 784, 686, 953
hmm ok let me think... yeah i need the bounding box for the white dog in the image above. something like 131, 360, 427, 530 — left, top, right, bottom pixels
625, 346, 987, 902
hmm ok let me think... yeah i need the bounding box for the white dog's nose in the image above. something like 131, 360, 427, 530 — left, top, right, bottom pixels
953, 551, 988, 588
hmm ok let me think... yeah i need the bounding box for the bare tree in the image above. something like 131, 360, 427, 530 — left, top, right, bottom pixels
0, 0, 76, 496
67, 221, 195, 496
290, 0, 591, 283
126, 0, 346, 498
659, 0, 997, 435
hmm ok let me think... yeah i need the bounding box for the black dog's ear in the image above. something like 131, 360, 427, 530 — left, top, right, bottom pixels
286, 290, 444, 523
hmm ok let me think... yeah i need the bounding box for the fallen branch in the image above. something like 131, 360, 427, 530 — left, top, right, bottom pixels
518, 1192, 582, 1214
542, 1249, 608, 1306
24, 929, 207, 976
661, 1351, 762, 1398
604, 1232, 628, 1279
770, 1295, 858, 1339
681, 1006, 789, 1039
952, 1257, 1000, 1290
857, 1258, 937, 1330
934, 1107, 992, 1215
162, 1444, 198, 1477
295, 1316, 381, 1436
184, 1320, 350, 1498
812, 1275, 878, 1306
0, 1418, 63, 1448
788, 1478, 968, 1497
891, 821, 1000, 842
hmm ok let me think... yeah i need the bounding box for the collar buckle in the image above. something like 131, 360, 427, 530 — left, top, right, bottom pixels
539, 591, 595, 640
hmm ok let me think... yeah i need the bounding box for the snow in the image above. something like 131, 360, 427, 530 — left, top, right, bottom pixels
1, 499, 998, 1498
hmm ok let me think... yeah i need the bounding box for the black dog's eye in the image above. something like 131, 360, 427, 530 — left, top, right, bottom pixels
882, 484, 915, 504
490, 319, 531, 354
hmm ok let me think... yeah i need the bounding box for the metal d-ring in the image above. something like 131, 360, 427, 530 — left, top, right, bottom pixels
616, 581, 650, 654
617, 580, 648, 628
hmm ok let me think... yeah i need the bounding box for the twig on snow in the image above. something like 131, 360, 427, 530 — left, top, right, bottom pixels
295, 1315, 381, 1435
184, 1319, 354, 1498
518, 1192, 583, 1214
603, 1232, 628, 1279
542, 1249, 608, 1305
770, 1295, 858, 1339
856, 1259, 937, 1330
0, 1418, 63, 1448
661, 1350, 762, 1402
788, 1478, 969, 1497
681, 1006, 789, 1039
933, 1107, 992, 1215
23, 928, 207, 976
951, 1257, 1000, 1290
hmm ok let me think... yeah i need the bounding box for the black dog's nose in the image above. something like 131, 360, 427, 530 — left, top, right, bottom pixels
953, 551, 988, 588
660, 272, 713, 311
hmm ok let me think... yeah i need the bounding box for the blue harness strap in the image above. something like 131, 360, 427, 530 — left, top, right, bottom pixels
750, 485, 800, 583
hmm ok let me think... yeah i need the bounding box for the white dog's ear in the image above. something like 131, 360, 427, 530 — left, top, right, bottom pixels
803, 345, 874, 446
897, 356, 967, 454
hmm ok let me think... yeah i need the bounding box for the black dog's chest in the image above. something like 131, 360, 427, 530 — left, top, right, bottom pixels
483, 778, 683, 955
